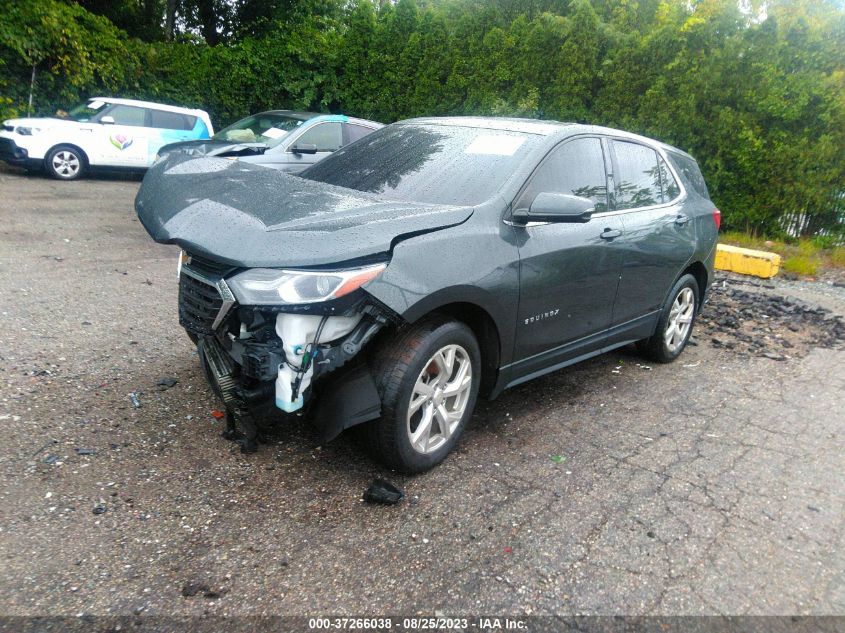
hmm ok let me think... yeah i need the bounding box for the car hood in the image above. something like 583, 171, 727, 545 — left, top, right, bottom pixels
2, 117, 70, 129
159, 139, 268, 158
135, 154, 474, 268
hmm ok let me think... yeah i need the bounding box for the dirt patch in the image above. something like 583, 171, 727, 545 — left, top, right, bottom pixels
697, 278, 845, 359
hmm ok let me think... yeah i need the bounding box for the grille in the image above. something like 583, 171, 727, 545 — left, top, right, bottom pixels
179, 271, 225, 335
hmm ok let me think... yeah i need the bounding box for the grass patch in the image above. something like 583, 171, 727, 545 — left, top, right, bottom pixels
782, 256, 819, 276
828, 247, 845, 268
720, 231, 845, 277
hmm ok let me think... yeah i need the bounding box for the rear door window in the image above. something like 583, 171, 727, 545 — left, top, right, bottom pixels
149, 109, 196, 131
295, 122, 343, 152
344, 123, 376, 145
102, 105, 147, 127
515, 137, 608, 212
611, 141, 662, 209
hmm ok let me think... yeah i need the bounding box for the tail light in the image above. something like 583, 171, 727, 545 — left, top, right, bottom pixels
712, 208, 721, 231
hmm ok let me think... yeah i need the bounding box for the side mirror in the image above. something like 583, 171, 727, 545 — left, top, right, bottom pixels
291, 143, 318, 155
100, 116, 115, 125
513, 192, 594, 224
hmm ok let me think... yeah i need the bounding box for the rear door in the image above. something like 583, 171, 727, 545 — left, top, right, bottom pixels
147, 108, 198, 165
511, 136, 625, 377
608, 139, 694, 337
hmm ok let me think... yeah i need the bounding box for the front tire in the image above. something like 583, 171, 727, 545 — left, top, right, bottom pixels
367, 318, 481, 473
638, 274, 699, 363
45, 145, 86, 180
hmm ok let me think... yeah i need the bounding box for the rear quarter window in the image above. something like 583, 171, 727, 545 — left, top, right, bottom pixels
149, 109, 196, 131
666, 151, 710, 199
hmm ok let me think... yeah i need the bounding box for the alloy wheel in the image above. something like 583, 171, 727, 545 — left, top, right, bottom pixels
664, 286, 695, 352
52, 151, 81, 178
406, 344, 473, 455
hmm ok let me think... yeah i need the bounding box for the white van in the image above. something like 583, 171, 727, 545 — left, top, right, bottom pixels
0, 97, 214, 180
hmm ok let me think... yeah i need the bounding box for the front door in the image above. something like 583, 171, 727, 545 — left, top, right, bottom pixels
511, 136, 625, 378
263, 121, 343, 173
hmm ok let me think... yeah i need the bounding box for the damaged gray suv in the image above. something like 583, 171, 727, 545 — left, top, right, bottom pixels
136, 117, 719, 473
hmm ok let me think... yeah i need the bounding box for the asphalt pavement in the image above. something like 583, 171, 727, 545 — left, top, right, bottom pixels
0, 169, 843, 618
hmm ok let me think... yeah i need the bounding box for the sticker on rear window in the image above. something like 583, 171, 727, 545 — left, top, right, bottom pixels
465, 135, 525, 156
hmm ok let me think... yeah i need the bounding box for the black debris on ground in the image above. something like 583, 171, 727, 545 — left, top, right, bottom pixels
699, 278, 845, 358
362, 479, 404, 505
156, 377, 178, 390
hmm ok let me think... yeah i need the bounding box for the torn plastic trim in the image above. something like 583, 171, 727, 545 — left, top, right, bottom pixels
312, 364, 382, 443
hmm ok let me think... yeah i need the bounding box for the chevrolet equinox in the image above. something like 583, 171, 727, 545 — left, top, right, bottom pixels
136, 117, 719, 473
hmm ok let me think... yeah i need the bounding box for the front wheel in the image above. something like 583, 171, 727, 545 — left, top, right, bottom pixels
367, 318, 481, 473
45, 145, 86, 180
637, 274, 699, 363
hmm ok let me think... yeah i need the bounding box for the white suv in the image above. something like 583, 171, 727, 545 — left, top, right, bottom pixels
0, 97, 214, 180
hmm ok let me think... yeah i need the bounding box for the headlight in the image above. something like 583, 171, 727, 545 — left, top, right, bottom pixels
227, 263, 387, 305
16, 126, 42, 136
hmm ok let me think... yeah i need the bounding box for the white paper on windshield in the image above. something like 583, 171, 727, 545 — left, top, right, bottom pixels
262, 127, 287, 139
465, 135, 524, 156
88, 100, 105, 110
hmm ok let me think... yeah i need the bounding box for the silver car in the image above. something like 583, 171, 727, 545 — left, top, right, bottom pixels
156, 110, 382, 172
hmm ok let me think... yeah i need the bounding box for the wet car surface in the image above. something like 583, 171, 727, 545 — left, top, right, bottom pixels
1, 170, 844, 617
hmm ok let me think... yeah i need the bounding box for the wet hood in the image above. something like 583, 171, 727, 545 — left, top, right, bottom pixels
159, 139, 267, 158
135, 154, 474, 268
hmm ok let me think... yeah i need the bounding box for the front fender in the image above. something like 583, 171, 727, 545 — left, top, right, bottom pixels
363, 208, 520, 367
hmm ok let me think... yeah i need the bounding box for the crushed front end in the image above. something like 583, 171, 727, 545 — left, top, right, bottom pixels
177, 251, 395, 451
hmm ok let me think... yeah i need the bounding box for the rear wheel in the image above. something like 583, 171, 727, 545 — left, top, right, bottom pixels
367, 318, 481, 473
45, 145, 86, 180
638, 274, 699, 363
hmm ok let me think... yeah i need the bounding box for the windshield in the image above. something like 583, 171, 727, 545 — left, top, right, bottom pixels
66, 100, 108, 122
213, 113, 304, 146
301, 123, 541, 206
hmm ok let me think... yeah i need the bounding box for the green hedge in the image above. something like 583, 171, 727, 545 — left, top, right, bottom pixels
1, 0, 843, 236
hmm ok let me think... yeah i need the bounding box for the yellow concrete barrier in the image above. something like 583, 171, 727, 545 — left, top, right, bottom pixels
714, 243, 781, 279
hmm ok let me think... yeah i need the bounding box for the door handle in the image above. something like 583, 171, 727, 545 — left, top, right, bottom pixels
600, 228, 622, 240
675, 213, 690, 226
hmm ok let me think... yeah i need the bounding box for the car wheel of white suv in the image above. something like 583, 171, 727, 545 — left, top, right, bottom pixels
46, 145, 86, 180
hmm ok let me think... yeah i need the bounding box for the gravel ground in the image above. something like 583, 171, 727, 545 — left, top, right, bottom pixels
1, 171, 844, 619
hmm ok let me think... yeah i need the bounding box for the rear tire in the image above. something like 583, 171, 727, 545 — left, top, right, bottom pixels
366, 317, 481, 473
45, 145, 86, 180
638, 274, 699, 363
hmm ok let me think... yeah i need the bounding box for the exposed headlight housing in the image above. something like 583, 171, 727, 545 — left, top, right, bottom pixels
227, 263, 387, 305
16, 126, 42, 136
